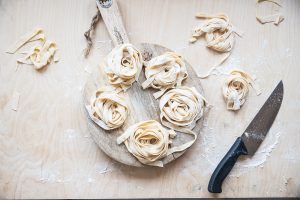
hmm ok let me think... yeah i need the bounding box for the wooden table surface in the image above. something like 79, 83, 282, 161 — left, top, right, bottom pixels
0, 0, 299, 198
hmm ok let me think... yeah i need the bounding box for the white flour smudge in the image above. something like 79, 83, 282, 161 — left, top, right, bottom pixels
232, 131, 281, 176
84, 65, 92, 74
0, 120, 8, 135
96, 160, 119, 174
64, 129, 79, 139
10, 92, 20, 111
262, 39, 269, 49
199, 127, 281, 177
39, 161, 64, 183
87, 177, 95, 183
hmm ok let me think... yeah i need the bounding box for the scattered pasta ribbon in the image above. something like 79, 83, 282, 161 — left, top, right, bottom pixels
196, 53, 231, 79
6, 28, 58, 70
256, 14, 284, 25
141, 52, 188, 99
86, 87, 129, 130
17, 40, 57, 70
117, 120, 198, 167
223, 69, 261, 111
256, 0, 284, 26
6, 28, 45, 54
104, 43, 143, 91
257, 0, 282, 7
160, 86, 206, 133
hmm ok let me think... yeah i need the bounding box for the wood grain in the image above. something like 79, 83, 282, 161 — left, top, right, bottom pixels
0, 0, 300, 198
96, 0, 129, 45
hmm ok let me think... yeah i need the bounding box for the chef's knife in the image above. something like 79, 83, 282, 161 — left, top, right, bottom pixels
208, 81, 284, 193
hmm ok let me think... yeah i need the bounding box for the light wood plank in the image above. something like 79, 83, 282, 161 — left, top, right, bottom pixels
0, 0, 299, 198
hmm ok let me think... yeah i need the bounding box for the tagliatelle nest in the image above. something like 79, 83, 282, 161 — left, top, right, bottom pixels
141, 52, 188, 99
189, 14, 243, 78
159, 86, 207, 133
104, 43, 143, 91
117, 120, 176, 167
190, 14, 237, 52
86, 87, 129, 130
117, 119, 199, 167
223, 69, 261, 111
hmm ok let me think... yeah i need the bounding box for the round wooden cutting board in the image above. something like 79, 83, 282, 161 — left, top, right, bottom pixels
83, 43, 205, 167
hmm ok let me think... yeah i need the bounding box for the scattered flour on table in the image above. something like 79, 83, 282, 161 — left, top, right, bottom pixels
234, 131, 280, 170
39, 160, 66, 183
96, 160, 120, 174
0, 120, 8, 135
283, 48, 292, 58
200, 127, 281, 177
64, 129, 79, 139
84, 65, 92, 74
10, 92, 20, 111
262, 39, 269, 49
87, 177, 95, 183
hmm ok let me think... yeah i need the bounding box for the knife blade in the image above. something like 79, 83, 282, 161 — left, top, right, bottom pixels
241, 81, 283, 155
208, 81, 284, 193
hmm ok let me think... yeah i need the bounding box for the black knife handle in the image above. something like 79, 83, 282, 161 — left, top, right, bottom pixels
208, 137, 248, 193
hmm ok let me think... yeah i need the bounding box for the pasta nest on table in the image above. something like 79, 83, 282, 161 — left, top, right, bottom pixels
190, 14, 237, 52
223, 69, 260, 111
159, 86, 207, 133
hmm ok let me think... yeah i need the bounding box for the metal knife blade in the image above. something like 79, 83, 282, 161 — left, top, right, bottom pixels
241, 81, 284, 155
